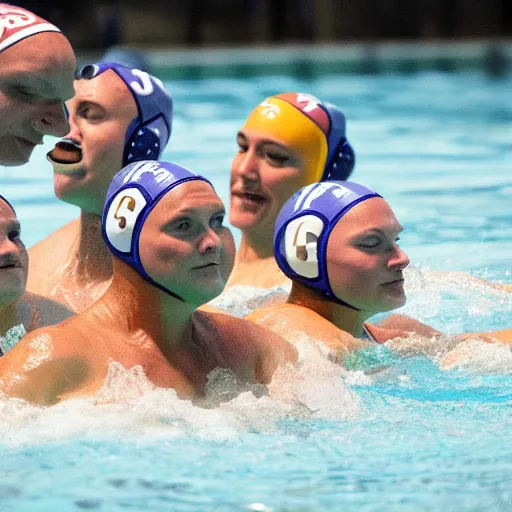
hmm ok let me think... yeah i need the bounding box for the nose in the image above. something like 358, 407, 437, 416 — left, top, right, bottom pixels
31, 102, 70, 137
198, 228, 222, 255
0, 237, 20, 263
388, 245, 410, 271
233, 149, 260, 184
65, 113, 81, 142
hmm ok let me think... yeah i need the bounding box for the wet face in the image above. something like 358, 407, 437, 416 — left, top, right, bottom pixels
0, 200, 28, 306
138, 181, 235, 306
53, 70, 137, 215
326, 197, 410, 314
229, 129, 309, 235
0, 32, 76, 166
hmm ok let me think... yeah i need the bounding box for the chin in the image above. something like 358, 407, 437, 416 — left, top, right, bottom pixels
229, 211, 261, 231
384, 295, 407, 311
0, 286, 25, 306
0, 153, 30, 166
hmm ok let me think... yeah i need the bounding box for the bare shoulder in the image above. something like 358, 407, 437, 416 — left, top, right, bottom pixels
195, 310, 293, 350
193, 311, 298, 381
27, 219, 78, 292
248, 304, 367, 354
28, 219, 78, 256
22, 292, 74, 329
0, 324, 90, 405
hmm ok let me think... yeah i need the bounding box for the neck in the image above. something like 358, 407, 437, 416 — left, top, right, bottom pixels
0, 299, 20, 335
70, 211, 113, 282
97, 260, 197, 346
236, 230, 275, 263
288, 283, 372, 337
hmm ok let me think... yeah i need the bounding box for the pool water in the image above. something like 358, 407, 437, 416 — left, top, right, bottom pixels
1, 69, 512, 511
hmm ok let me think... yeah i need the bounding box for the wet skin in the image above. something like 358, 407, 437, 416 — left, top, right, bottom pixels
0, 32, 75, 165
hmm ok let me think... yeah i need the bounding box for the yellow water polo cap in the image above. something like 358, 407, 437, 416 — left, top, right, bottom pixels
242, 92, 355, 184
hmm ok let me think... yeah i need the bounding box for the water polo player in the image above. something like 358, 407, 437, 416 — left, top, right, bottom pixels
0, 161, 296, 405
247, 180, 410, 356
0, 3, 75, 165
0, 195, 72, 355
27, 62, 173, 313
227, 92, 355, 289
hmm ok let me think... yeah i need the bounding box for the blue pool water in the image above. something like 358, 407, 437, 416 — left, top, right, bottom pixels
1, 68, 512, 511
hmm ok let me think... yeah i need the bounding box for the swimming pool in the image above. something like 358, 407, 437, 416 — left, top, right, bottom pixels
1, 64, 512, 511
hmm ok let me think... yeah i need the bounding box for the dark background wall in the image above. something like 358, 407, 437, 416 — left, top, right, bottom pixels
16, 0, 512, 49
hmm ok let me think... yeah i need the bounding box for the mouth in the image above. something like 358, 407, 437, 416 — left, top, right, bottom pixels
192, 262, 219, 270
0, 262, 22, 270
382, 277, 405, 286
47, 138, 84, 175
231, 190, 268, 205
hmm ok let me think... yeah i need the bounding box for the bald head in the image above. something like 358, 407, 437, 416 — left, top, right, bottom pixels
0, 5, 76, 166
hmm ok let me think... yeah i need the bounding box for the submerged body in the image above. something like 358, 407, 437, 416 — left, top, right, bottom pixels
248, 181, 410, 357
1, 162, 296, 404
1, 265, 295, 405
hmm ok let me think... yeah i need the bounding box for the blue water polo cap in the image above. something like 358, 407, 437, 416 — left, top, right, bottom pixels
102, 160, 213, 300
321, 102, 355, 181
274, 181, 381, 309
76, 62, 172, 166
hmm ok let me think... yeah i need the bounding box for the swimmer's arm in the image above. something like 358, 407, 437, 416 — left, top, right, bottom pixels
455, 329, 512, 345
430, 271, 512, 293
376, 314, 441, 337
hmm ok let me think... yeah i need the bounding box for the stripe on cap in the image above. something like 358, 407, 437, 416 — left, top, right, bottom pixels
0, 4, 60, 53
275, 93, 331, 136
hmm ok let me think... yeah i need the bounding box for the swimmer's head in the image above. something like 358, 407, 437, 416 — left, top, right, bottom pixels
0, 4, 75, 166
103, 160, 235, 306
49, 62, 173, 215
274, 181, 409, 313
0, 195, 27, 306
230, 92, 354, 235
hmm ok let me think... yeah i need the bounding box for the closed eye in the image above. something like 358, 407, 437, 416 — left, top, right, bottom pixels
358, 236, 381, 249
237, 142, 248, 153
77, 103, 106, 122
210, 214, 225, 229
265, 152, 289, 166
8, 229, 21, 241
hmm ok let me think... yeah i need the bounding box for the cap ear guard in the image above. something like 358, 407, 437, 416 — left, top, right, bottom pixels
104, 187, 148, 255
322, 138, 355, 181
124, 114, 168, 166
284, 215, 325, 279
321, 103, 355, 182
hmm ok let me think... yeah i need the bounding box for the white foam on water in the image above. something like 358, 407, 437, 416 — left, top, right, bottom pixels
0, 335, 364, 447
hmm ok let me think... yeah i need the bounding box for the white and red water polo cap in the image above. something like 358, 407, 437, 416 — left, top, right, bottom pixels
0, 4, 60, 53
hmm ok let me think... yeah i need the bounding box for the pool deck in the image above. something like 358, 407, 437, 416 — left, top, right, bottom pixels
79, 39, 512, 78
